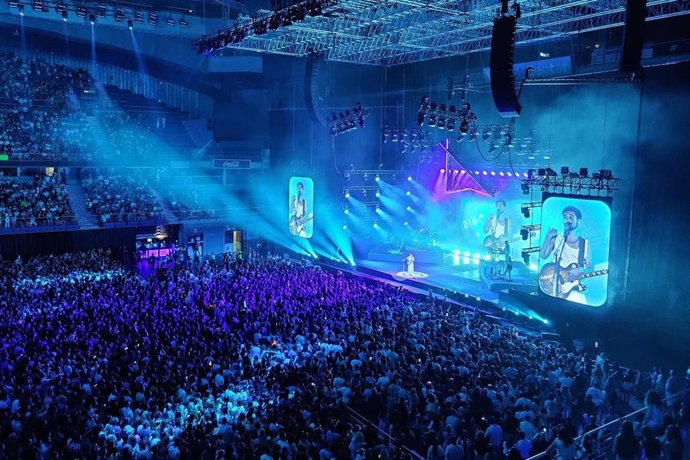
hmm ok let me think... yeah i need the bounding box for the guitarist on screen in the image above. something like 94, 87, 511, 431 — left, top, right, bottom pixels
483, 199, 511, 253
540, 206, 592, 304
289, 181, 310, 237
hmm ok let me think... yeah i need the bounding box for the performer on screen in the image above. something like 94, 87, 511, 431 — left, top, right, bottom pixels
483, 199, 511, 253
289, 181, 308, 237
406, 253, 415, 274
540, 205, 592, 304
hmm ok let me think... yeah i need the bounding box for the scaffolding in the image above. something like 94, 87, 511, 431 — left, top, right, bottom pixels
193, 0, 690, 66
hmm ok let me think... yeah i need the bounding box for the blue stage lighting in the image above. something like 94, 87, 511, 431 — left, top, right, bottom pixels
407, 176, 412, 181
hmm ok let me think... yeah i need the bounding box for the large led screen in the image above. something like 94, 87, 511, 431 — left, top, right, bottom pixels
538, 195, 611, 307
288, 177, 314, 238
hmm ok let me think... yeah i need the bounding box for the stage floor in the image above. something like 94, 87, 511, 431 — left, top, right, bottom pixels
356, 258, 538, 304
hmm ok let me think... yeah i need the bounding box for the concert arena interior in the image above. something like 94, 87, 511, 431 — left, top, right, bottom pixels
0, 0, 689, 458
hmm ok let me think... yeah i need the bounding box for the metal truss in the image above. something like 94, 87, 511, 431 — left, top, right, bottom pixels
522, 173, 620, 196
194, 0, 690, 66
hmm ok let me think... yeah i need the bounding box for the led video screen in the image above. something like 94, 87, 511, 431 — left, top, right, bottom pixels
538, 194, 611, 307
288, 177, 314, 238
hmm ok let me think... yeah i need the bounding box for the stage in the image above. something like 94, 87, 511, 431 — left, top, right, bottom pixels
356, 250, 538, 305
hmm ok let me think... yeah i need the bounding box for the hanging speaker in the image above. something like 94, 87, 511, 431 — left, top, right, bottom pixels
490, 16, 521, 117
619, 0, 646, 72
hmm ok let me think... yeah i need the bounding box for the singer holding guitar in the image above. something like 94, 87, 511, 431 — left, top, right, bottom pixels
540, 206, 592, 304
289, 181, 310, 237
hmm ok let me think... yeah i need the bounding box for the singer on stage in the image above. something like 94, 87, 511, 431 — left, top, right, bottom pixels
405, 253, 415, 274
540, 206, 592, 303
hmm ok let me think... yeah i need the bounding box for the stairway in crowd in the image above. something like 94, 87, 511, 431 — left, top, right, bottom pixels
65, 184, 99, 228
85, 115, 112, 158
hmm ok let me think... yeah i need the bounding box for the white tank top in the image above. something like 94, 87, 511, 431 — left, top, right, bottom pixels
553, 235, 587, 267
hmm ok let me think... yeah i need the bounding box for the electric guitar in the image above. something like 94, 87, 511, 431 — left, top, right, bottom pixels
289, 214, 313, 235
483, 233, 534, 251
538, 262, 609, 298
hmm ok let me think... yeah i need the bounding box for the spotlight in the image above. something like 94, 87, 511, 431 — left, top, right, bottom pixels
521, 205, 530, 219
115, 8, 124, 21
18, 4, 24, 15
77, 5, 87, 18
405, 191, 411, 196
167, 16, 176, 26
407, 176, 412, 181
579, 167, 589, 177
96, 4, 106, 18
179, 18, 188, 28
148, 12, 158, 25
537, 168, 546, 176
459, 119, 469, 134
406, 206, 412, 211
521, 183, 530, 195
375, 174, 380, 182
62, 10, 68, 20
404, 221, 409, 226
375, 191, 381, 198
440, 169, 445, 173
127, 19, 133, 29
560, 166, 569, 175
89, 13, 95, 24
134, 10, 144, 23
342, 225, 348, 230
344, 190, 350, 198
521, 251, 530, 265
344, 208, 349, 215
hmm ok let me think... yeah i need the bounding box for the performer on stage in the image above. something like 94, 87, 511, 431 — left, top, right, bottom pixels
406, 253, 415, 274
540, 205, 592, 304
483, 199, 511, 251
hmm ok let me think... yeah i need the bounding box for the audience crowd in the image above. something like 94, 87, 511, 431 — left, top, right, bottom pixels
0, 53, 95, 160
83, 173, 163, 224
0, 249, 687, 460
0, 174, 75, 228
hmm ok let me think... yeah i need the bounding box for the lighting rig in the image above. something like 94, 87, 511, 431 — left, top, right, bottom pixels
416, 97, 478, 141
194, 0, 331, 54
7, 0, 191, 28
522, 167, 619, 196
328, 102, 369, 136
381, 125, 431, 150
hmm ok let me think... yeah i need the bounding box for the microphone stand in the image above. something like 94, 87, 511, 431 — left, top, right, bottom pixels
554, 227, 571, 297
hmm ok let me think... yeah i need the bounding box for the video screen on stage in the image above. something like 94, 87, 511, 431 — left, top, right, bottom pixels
537, 195, 611, 307
288, 177, 314, 238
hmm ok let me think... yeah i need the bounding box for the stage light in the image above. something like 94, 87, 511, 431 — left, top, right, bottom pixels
561, 166, 569, 175
362, 173, 368, 181
440, 168, 445, 173
488, 144, 497, 154
579, 167, 589, 177
460, 170, 465, 175
96, 4, 106, 17
89, 13, 95, 24
115, 8, 124, 21
468, 130, 477, 142
482, 131, 490, 142
482, 171, 488, 176
460, 119, 469, 134
361, 189, 367, 197
62, 10, 68, 20
344, 208, 349, 215
453, 249, 461, 255
404, 222, 408, 226
491, 171, 496, 176
499, 172, 504, 176
167, 16, 177, 26
375, 174, 380, 182
376, 204, 381, 211
523, 172, 529, 178
537, 168, 546, 176
148, 12, 158, 25
77, 5, 87, 17
529, 263, 538, 271
128, 19, 133, 29
344, 191, 350, 198
373, 222, 379, 229
406, 206, 412, 211
179, 18, 188, 28
405, 191, 411, 196
134, 10, 144, 23
521, 183, 530, 194
342, 225, 348, 230
375, 191, 381, 198
407, 176, 412, 181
